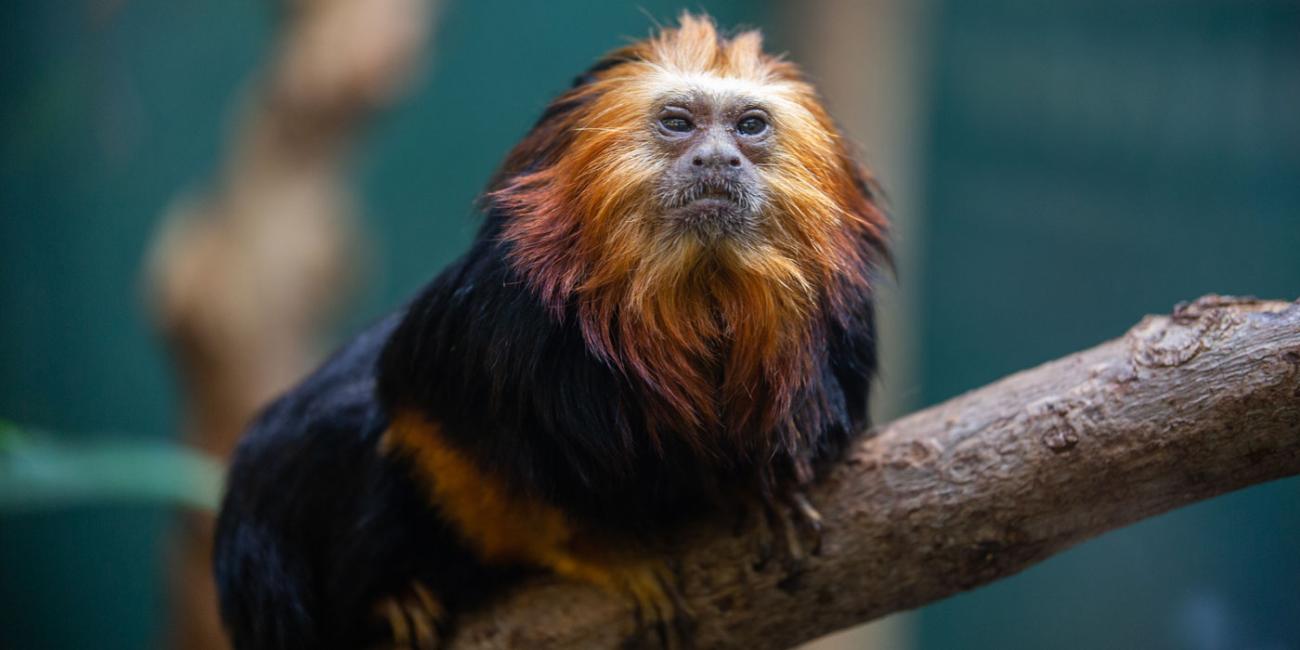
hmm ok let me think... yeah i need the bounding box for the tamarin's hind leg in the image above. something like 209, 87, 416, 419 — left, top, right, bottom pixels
385, 413, 696, 647
370, 581, 447, 650
382, 416, 696, 644
544, 544, 695, 649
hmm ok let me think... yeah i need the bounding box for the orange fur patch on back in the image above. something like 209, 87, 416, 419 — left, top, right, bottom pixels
385, 410, 574, 564
385, 410, 679, 608
489, 14, 887, 459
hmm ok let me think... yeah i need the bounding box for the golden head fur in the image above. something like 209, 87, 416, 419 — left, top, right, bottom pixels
488, 14, 888, 458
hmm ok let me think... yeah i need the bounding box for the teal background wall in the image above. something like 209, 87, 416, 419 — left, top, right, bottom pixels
2, 1, 1298, 649
914, 2, 1300, 649
2, 2, 270, 648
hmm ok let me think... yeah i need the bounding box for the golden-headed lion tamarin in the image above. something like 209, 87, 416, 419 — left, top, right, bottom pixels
214, 13, 888, 649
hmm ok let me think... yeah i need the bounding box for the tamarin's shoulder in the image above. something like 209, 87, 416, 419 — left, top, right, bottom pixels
236, 313, 399, 452
223, 312, 402, 509
224, 234, 517, 468
375, 232, 554, 410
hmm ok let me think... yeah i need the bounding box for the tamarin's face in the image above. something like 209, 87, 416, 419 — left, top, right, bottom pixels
490, 15, 887, 440
647, 77, 776, 242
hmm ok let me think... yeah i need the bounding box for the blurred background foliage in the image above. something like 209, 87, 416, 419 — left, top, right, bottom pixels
1, 1, 1297, 649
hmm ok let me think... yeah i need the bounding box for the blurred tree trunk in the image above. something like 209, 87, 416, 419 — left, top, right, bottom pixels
145, 1, 438, 648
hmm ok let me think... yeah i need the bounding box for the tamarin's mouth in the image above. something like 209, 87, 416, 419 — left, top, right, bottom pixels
694, 187, 733, 202
663, 182, 758, 240
664, 181, 754, 211
651, 174, 765, 242
680, 185, 734, 205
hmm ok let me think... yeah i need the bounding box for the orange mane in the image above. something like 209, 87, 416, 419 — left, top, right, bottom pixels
488, 14, 887, 460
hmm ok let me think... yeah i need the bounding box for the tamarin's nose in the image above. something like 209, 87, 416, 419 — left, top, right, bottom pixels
688, 140, 744, 172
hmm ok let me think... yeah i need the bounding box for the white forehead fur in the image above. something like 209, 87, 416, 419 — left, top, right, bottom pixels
639, 69, 808, 123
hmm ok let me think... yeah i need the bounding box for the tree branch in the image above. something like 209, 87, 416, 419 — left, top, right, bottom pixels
451, 295, 1300, 649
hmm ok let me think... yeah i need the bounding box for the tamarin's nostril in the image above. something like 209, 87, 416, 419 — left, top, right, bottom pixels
728, 157, 741, 167
692, 157, 704, 167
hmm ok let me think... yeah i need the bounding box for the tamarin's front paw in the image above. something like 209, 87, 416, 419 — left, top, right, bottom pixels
371, 581, 446, 650
749, 490, 824, 580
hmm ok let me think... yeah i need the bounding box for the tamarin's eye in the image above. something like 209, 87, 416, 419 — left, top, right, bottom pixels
660, 116, 694, 133
737, 116, 768, 136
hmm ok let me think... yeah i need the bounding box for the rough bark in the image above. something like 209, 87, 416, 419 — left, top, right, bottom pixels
451, 295, 1300, 650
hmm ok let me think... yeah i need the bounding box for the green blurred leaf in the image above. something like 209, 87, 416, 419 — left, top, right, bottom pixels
0, 420, 224, 512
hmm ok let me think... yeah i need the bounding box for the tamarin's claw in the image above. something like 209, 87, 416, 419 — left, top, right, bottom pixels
372, 581, 445, 650
789, 491, 825, 556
